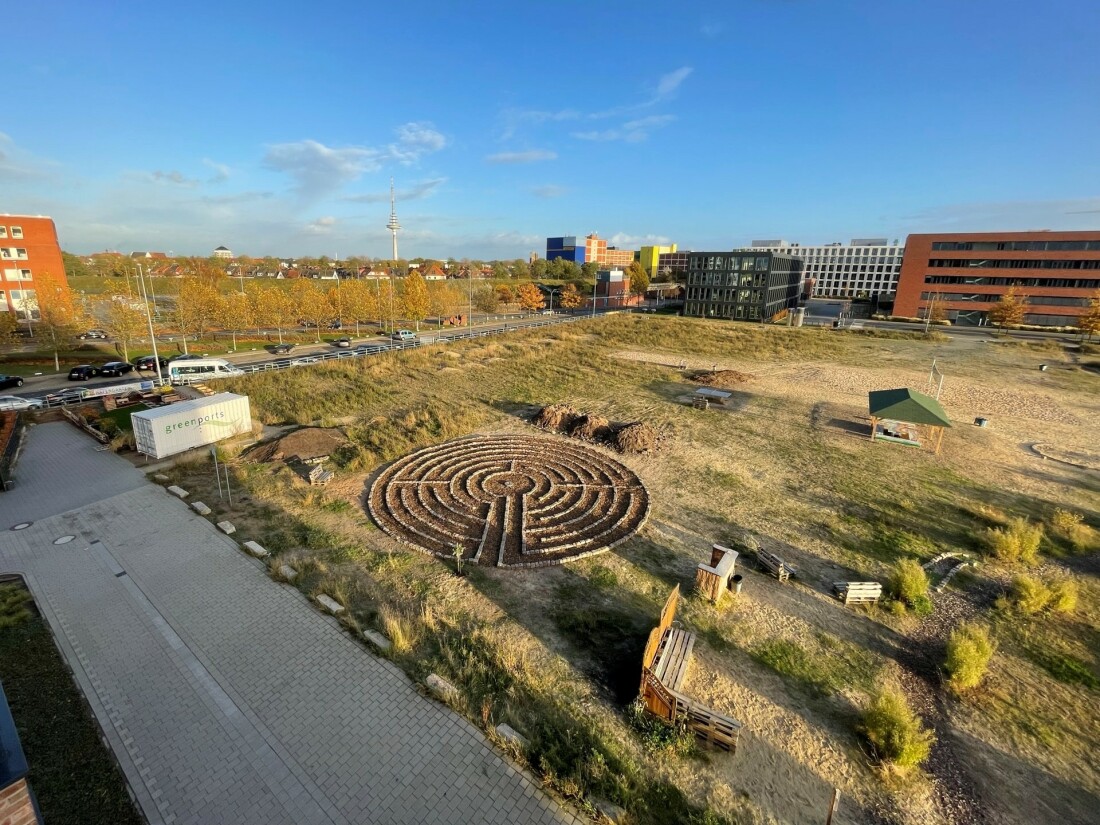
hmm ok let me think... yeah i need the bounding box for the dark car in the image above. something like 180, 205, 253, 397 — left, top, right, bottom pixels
100, 361, 134, 377
0, 374, 25, 390
271, 343, 294, 355
327, 320, 343, 330
67, 365, 99, 381
133, 355, 169, 371
79, 329, 109, 340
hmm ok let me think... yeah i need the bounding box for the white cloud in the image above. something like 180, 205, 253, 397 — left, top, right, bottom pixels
700, 21, 724, 38
608, 232, 672, 248
0, 132, 59, 182
498, 109, 580, 140
203, 158, 231, 182
655, 67, 693, 99
573, 114, 676, 143
486, 149, 558, 164
344, 177, 447, 204
531, 185, 568, 198
305, 216, 338, 234
150, 170, 200, 187
264, 122, 447, 199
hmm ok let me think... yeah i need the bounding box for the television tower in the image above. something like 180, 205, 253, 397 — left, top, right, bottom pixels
386, 177, 401, 261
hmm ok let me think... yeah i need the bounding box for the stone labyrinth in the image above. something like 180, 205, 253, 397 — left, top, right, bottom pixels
367, 434, 649, 568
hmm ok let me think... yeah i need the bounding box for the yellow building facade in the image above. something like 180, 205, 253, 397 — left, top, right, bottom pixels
638, 243, 677, 275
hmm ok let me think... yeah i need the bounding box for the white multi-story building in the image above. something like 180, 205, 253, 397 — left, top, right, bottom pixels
745, 238, 904, 298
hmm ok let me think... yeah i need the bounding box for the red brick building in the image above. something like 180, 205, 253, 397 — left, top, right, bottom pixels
1, 215, 69, 321
894, 231, 1100, 326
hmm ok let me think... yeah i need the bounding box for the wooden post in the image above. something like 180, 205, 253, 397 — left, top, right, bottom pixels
825, 788, 840, 825
935, 426, 945, 455
869, 416, 877, 441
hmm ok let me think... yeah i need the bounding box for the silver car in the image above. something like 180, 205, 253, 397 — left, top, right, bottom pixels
0, 395, 44, 411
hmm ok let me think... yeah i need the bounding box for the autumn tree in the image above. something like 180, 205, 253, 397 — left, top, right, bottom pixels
219, 291, 253, 351
559, 283, 583, 310
401, 272, 430, 331
1077, 289, 1100, 341
32, 280, 81, 371
341, 280, 378, 335
249, 283, 296, 344
0, 312, 19, 350
473, 286, 499, 314
517, 283, 545, 312
926, 293, 948, 324
987, 287, 1027, 329
495, 284, 515, 305
292, 280, 333, 341
175, 277, 222, 352
511, 259, 529, 279
627, 260, 650, 296
428, 283, 462, 324
376, 278, 402, 332
102, 299, 148, 361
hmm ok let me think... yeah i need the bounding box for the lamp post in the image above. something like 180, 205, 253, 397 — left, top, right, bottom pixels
136, 264, 164, 384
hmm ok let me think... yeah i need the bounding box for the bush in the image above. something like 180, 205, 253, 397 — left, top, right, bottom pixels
889, 558, 929, 609
984, 518, 1043, 565
1010, 575, 1051, 615
1050, 509, 1096, 552
861, 688, 934, 771
945, 622, 995, 691
1049, 577, 1078, 614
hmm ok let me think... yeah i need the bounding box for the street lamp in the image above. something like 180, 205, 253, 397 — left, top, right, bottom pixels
136, 264, 164, 384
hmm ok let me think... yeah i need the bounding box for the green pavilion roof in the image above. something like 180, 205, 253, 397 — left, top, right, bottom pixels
868, 388, 952, 428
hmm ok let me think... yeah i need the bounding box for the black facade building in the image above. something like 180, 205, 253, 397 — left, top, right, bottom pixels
683, 252, 803, 321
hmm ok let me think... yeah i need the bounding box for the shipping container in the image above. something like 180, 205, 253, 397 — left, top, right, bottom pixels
131, 393, 252, 459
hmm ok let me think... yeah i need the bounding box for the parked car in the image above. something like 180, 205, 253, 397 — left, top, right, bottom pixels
0, 395, 43, 411
539, 309, 554, 315
100, 361, 135, 377
132, 355, 169, 370
169, 353, 204, 362
327, 320, 343, 330
79, 329, 109, 340
390, 329, 417, 343
45, 388, 86, 405
271, 343, 294, 355
0, 374, 25, 390
333, 337, 351, 348
68, 365, 100, 381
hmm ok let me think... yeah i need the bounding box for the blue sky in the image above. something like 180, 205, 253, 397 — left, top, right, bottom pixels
3, 0, 1098, 259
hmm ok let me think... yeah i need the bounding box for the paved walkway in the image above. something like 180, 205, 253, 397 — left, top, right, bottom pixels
0, 424, 575, 824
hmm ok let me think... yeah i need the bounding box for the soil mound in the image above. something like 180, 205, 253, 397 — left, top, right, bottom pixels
570, 414, 612, 442
615, 422, 659, 454
247, 427, 348, 464
534, 403, 580, 432
690, 369, 752, 388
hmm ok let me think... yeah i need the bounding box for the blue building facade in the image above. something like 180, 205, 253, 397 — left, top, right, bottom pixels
546, 236, 586, 264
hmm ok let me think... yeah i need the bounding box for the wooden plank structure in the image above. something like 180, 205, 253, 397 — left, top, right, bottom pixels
756, 548, 796, 583
868, 388, 951, 455
640, 585, 742, 752
308, 464, 334, 486
695, 544, 738, 603
833, 581, 882, 605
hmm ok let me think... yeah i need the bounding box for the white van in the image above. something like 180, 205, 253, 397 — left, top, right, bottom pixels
167, 358, 245, 385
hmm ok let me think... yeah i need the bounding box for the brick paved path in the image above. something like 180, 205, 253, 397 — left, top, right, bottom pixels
0, 424, 575, 824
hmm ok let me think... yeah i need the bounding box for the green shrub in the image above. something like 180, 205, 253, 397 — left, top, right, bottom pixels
1049, 577, 1078, 614
1011, 575, 1052, 615
1050, 509, 1096, 552
945, 622, 996, 691
0, 585, 33, 629
588, 565, 618, 590
984, 518, 1043, 565
889, 558, 929, 609
860, 688, 934, 771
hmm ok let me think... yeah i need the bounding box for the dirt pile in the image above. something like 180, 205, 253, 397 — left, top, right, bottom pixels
534, 405, 663, 454
246, 427, 349, 464
690, 369, 753, 388
533, 403, 580, 432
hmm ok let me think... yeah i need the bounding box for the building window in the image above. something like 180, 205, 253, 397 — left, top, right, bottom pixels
0, 227, 6, 239
10, 226, 22, 239
15, 248, 27, 260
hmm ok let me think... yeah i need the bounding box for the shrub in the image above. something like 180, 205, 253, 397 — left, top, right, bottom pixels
889, 558, 929, 609
861, 688, 934, 771
945, 622, 996, 691
984, 518, 1043, 565
1011, 575, 1052, 615
1048, 577, 1079, 614
1050, 509, 1096, 552
0, 584, 33, 629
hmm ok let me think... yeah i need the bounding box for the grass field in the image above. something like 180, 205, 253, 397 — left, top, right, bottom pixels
154, 314, 1099, 825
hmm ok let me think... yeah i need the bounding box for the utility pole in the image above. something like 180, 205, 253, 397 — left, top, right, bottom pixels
137, 264, 164, 384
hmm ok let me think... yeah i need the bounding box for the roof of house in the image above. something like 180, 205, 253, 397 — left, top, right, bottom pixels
214, 246, 230, 251
868, 388, 952, 428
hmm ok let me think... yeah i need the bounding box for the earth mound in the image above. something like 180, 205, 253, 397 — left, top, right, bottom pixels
690, 369, 753, 388
247, 427, 349, 464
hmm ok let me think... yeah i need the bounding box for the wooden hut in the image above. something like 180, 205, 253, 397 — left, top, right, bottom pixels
868, 388, 952, 455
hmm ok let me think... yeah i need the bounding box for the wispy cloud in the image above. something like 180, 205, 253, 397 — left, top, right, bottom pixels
573, 114, 677, 143
203, 158, 231, 183
654, 67, 693, 99
264, 122, 447, 199
608, 232, 672, 247
486, 149, 558, 164
344, 177, 447, 204
700, 20, 724, 38
150, 170, 200, 187
305, 216, 338, 234
498, 109, 580, 140
900, 197, 1100, 230
531, 184, 568, 198
0, 132, 59, 182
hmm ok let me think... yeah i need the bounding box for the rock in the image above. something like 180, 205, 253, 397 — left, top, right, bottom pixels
166, 485, 188, 499
217, 521, 236, 535
594, 799, 628, 824
191, 501, 211, 515
279, 564, 297, 582
425, 674, 458, 702
362, 629, 392, 652
494, 723, 529, 749
153, 473, 170, 482
315, 594, 344, 615
242, 540, 269, 559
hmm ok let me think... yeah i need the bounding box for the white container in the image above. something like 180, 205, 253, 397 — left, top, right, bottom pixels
132, 393, 252, 459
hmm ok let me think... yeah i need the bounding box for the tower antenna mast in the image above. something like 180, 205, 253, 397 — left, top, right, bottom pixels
386, 177, 401, 261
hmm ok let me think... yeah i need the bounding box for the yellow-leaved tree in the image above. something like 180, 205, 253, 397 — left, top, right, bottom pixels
401, 272, 430, 331
516, 282, 545, 312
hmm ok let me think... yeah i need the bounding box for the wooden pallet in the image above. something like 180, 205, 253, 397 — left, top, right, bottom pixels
757, 548, 796, 582
652, 628, 696, 692
308, 465, 334, 486
673, 691, 742, 752
833, 581, 882, 604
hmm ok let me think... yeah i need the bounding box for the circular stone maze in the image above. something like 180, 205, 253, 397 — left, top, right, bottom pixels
367, 434, 650, 568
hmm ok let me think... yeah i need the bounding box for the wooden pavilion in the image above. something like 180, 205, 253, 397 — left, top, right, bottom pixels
868, 388, 952, 455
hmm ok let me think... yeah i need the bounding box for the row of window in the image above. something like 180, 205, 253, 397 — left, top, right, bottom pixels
3, 268, 31, 281
686, 288, 766, 303
685, 303, 764, 320
931, 240, 1100, 251
0, 248, 28, 260
0, 226, 23, 240
919, 291, 1090, 307
924, 275, 1099, 289
691, 256, 774, 272
806, 265, 896, 275
689, 272, 771, 288
929, 258, 1100, 270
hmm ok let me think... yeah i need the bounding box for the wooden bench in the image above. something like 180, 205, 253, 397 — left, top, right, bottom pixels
757, 548, 796, 583
308, 465, 334, 486
695, 544, 738, 603
651, 627, 696, 692
694, 387, 732, 406
692, 396, 710, 410
833, 581, 882, 605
